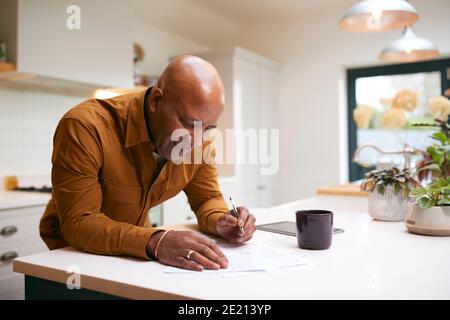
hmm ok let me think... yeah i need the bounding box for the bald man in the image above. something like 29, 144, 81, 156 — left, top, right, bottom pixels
40, 56, 256, 271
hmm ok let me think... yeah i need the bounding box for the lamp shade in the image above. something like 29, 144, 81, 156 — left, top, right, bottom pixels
379, 27, 439, 62
339, 0, 418, 32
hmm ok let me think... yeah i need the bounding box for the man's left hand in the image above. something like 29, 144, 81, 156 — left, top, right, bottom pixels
216, 207, 256, 243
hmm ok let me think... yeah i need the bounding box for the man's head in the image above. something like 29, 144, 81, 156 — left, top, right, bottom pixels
145, 55, 225, 160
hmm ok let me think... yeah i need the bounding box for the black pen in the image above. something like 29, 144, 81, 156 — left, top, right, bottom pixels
229, 197, 245, 235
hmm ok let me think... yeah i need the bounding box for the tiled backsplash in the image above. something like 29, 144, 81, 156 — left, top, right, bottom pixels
0, 83, 87, 176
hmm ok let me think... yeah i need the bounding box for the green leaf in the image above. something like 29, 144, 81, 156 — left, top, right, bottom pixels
434, 178, 448, 189
393, 182, 400, 195
403, 186, 410, 198
432, 132, 448, 145
377, 184, 385, 195
410, 187, 427, 198
417, 163, 441, 173
417, 196, 436, 209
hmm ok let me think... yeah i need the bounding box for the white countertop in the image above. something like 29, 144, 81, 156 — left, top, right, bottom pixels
0, 191, 51, 211
13, 195, 450, 299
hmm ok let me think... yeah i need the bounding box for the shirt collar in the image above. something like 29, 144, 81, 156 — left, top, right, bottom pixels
125, 87, 155, 149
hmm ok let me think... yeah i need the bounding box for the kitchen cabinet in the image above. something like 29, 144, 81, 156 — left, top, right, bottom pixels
0, 0, 133, 88
196, 47, 281, 208
161, 192, 196, 227
0, 204, 48, 300
160, 177, 238, 226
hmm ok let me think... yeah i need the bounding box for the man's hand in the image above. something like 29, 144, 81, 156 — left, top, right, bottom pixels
147, 231, 228, 271
216, 207, 256, 243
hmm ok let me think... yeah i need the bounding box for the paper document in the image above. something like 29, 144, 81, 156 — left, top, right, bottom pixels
164, 241, 308, 274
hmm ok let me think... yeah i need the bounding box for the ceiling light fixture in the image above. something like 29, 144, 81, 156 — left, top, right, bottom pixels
339, 0, 418, 33
379, 26, 440, 62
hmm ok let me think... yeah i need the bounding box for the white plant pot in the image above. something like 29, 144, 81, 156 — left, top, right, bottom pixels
406, 204, 450, 236
368, 185, 414, 222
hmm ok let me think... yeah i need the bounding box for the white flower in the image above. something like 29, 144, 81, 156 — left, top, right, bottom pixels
429, 96, 450, 121
353, 105, 374, 129
392, 90, 417, 112
382, 108, 407, 129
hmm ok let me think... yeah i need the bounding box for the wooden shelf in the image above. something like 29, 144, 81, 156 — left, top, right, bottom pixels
0, 62, 148, 98
0, 61, 16, 72
317, 183, 368, 197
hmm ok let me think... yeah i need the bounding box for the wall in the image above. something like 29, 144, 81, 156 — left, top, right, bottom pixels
0, 83, 86, 176
235, 0, 450, 204
133, 21, 211, 76
0, 22, 211, 177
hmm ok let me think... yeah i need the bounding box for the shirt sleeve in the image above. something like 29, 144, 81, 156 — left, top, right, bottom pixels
183, 159, 229, 236
51, 118, 160, 260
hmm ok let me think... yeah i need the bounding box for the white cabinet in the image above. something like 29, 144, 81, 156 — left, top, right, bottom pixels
0, 205, 48, 300
160, 177, 237, 227
196, 47, 281, 208
0, 0, 133, 88
161, 192, 196, 227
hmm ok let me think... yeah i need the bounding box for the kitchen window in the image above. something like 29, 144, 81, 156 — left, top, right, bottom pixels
347, 58, 450, 181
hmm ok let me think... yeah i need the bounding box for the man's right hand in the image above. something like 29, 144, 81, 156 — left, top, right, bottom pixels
147, 231, 228, 271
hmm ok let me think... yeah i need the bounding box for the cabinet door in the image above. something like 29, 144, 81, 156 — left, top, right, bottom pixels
234, 58, 261, 207
18, 0, 133, 87
161, 192, 196, 226
0, 205, 48, 300
258, 66, 279, 207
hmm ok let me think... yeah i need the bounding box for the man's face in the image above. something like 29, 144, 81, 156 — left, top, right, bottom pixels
148, 88, 223, 161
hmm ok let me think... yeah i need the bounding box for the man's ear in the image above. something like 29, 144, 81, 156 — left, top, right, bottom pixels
148, 87, 163, 112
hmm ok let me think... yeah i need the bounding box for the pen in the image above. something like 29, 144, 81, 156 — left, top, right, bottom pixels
229, 197, 245, 235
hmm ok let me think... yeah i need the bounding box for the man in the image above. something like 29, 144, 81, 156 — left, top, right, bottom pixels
40, 55, 257, 271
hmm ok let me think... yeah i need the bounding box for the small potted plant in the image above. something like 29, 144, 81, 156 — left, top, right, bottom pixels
361, 167, 420, 221
408, 178, 450, 236
407, 126, 450, 236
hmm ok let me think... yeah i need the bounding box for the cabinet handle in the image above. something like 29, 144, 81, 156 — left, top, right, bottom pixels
1, 225, 18, 236
186, 216, 194, 221
1, 251, 18, 263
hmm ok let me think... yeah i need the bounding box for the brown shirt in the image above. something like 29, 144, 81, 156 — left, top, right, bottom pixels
39, 88, 228, 260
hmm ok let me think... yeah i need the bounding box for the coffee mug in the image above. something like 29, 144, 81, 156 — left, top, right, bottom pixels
295, 210, 333, 250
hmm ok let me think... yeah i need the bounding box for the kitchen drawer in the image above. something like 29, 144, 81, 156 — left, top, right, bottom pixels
0, 205, 45, 247
0, 273, 24, 299
0, 232, 46, 254
0, 239, 48, 281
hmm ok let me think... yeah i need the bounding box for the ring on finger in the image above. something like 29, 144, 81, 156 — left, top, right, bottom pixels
187, 250, 195, 260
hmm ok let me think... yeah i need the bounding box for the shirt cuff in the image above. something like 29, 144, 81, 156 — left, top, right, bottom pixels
205, 212, 226, 237
123, 227, 166, 260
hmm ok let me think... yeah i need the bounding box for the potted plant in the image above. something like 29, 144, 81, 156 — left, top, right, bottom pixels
361, 167, 420, 221
415, 131, 450, 182
413, 119, 450, 181
407, 177, 450, 236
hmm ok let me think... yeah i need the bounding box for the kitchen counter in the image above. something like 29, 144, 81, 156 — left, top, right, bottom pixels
0, 191, 51, 211
316, 182, 367, 197
13, 195, 450, 299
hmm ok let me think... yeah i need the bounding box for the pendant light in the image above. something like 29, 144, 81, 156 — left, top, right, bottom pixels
339, 0, 418, 33
379, 27, 440, 62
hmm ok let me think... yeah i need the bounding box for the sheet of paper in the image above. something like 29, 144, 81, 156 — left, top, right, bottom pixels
164, 241, 308, 274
